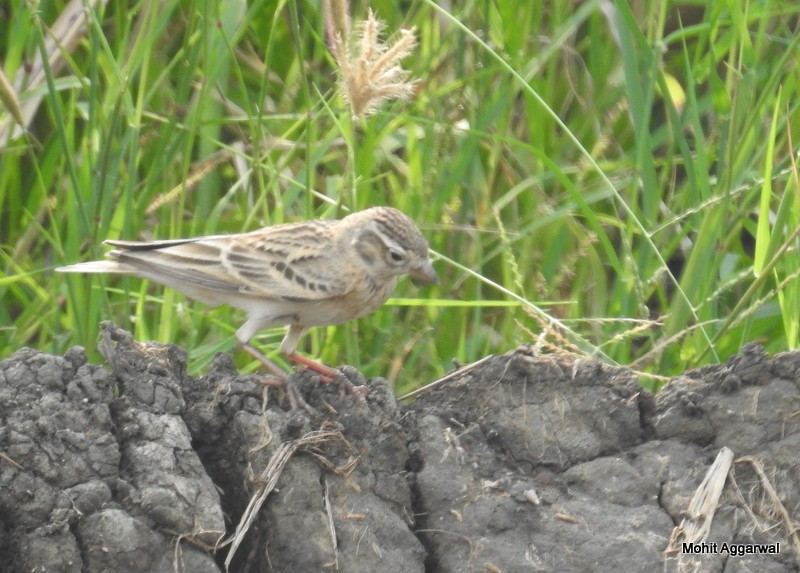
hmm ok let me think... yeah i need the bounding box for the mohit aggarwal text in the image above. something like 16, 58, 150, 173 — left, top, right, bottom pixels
682, 542, 780, 556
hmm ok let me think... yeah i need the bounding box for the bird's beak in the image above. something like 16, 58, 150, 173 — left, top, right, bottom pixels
410, 261, 439, 285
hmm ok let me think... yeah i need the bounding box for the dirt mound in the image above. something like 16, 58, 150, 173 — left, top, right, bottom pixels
1, 322, 798, 572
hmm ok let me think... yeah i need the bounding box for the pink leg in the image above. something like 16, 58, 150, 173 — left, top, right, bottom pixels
286, 352, 368, 401
286, 352, 338, 382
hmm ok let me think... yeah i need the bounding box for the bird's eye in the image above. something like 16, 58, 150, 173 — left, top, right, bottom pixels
388, 249, 404, 263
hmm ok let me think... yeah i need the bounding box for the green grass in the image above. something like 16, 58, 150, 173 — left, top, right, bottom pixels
1, 0, 799, 394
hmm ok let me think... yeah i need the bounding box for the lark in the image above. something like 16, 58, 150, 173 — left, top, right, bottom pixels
57, 207, 438, 411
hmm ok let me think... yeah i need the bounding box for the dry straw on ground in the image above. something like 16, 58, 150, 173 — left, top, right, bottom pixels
221, 426, 357, 571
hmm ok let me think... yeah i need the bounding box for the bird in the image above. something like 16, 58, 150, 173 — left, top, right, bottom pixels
57, 206, 438, 411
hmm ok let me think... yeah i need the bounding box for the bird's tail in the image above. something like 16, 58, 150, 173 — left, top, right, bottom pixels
56, 261, 138, 274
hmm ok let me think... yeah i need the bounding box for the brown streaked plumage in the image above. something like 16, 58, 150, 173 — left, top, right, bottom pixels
57, 207, 438, 411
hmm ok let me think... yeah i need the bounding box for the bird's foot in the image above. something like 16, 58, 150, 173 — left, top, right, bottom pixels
287, 353, 369, 403
283, 379, 320, 415
255, 374, 320, 416
240, 342, 320, 415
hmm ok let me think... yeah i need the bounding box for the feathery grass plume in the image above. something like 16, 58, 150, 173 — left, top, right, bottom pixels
323, 0, 350, 51
324, 0, 417, 118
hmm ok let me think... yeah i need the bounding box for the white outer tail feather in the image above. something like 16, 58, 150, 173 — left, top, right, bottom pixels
56, 261, 137, 274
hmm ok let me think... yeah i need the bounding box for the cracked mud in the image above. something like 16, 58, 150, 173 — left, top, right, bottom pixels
1, 322, 798, 572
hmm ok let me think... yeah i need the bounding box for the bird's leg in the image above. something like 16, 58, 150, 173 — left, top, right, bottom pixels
239, 342, 319, 415
239, 341, 289, 379
285, 352, 368, 401
285, 352, 338, 381
280, 326, 367, 401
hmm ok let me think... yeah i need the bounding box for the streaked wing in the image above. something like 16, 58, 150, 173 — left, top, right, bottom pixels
220, 220, 354, 301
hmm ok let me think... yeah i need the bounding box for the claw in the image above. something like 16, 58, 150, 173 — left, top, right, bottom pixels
253, 375, 320, 416
284, 379, 321, 416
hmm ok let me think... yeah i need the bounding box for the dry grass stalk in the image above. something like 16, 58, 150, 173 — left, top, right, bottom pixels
734, 455, 800, 565
324, 0, 417, 118
221, 427, 354, 571
0, 0, 110, 144
667, 446, 734, 555
397, 354, 495, 401
322, 475, 339, 570
667, 449, 800, 571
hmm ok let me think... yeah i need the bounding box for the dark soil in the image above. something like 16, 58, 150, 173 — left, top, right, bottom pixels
1, 322, 798, 572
